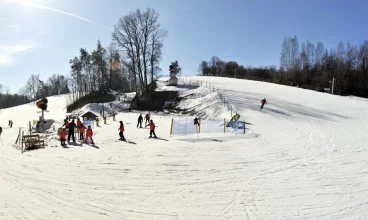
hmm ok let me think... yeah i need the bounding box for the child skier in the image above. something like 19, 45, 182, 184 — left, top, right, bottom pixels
60, 128, 66, 146
146, 119, 157, 138
104, 115, 107, 124
260, 98, 267, 110
137, 114, 143, 128
96, 117, 99, 127
118, 121, 126, 141
77, 118, 81, 128
145, 114, 150, 125
85, 125, 95, 144
79, 123, 85, 141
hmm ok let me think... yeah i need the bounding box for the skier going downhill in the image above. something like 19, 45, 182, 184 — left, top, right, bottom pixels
118, 121, 126, 141
137, 114, 143, 128
260, 98, 267, 110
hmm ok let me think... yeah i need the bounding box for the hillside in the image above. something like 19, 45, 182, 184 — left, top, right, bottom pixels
0, 77, 367, 219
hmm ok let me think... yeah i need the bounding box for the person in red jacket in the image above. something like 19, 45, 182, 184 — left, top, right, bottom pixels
260, 98, 267, 110
85, 125, 94, 144
146, 119, 157, 138
79, 123, 85, 141
60, 128, 66, 146
118, 121, 126, 141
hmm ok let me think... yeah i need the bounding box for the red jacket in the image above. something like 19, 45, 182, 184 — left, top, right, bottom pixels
60, 131, 66, 139
86, 128, 93, 137
149, 122, 155, 130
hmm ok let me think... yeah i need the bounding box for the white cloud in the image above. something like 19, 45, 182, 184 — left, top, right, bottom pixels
0, 41, 37, 65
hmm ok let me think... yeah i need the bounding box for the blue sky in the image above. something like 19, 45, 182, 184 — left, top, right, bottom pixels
0, 0, 367, 93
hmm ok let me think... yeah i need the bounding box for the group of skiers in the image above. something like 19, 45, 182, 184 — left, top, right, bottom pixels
60, 112, 158, 146
61, 117, 94, 145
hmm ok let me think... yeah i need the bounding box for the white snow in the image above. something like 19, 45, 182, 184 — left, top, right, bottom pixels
0, 76, 368, 219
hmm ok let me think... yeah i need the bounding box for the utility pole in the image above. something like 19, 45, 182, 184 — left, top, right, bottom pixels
331, 77, 335, 95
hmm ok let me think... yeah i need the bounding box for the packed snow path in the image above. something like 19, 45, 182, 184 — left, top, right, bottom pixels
0, 77, 368, 219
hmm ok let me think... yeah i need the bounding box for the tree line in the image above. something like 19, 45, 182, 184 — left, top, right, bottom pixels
0, 8, 167, 109
68, 8, 167, 100
199, 37, 368, 97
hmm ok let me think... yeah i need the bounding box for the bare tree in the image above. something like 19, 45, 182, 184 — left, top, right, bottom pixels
112, 8, 167, 94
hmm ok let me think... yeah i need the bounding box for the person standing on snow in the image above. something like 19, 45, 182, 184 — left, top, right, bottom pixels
60, 128, 67, 146
79, 123, 85, 141
76, 118, 81, 128
146, 119, 157, 138
260, 98, 267, 110
85, 125, 94, 144
68, 119, 76, 142
145, 114, 150, 125
137, 114, 143, 128
103, 115, 107, 124
0, 127, 2, 136
96, 117, 99, 127
118, 121, 126, 141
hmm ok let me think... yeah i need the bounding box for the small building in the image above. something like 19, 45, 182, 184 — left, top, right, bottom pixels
80, 111, 99, 121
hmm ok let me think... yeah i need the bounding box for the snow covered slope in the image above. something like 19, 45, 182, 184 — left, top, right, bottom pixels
0, 76, 367, 219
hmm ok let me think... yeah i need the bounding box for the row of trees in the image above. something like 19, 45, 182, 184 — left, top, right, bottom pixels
0, 83, 31, 109
68, 8, 167, 99
0, 73, 70, 109
199, 37, 368, 97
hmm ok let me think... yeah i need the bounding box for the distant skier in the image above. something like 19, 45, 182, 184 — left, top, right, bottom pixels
145, 114, 150, 125
260, 98, 267, 110
79, 123, 85, 141
118, 121, 126, 141
146, 119, 157, 138
10, 120, 13, 128
104, 116, 107, 124
137, 114, 143, 128
194, 117, 199, 125
0, 127, 2, 136
68, 119, 76, 142
96, 117, 99, 127
85, 125, 95, 144
60, 128, 66, 146
63, 118, 70, 129
76, 118, 81, 128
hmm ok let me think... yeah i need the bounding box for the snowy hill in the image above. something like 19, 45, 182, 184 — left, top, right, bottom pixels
0, 77, 368, 219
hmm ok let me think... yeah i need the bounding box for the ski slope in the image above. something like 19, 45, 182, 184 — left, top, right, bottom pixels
0, 77, 368, 220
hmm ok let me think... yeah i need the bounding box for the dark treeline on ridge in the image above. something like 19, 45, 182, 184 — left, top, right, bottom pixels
199, 36, 368, 97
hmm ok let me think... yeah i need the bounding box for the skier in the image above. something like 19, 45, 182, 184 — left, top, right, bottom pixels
76, 118, 81, 128
146, 119, 157, 138
63, 118, 70, 129
260, 98, 267, 110
10, 120, 13, 128
85, 125, 95, 144
60, 128, 66, 146
137, 114, 143, 128
194, 117, 199, 125
118, 121, 126, 141
96, 117, 99, 127
0, 127, 2, 136
79, 123, 85, 141
67, 119, 76, 142
104, 115, 107, 125
145, 114, 150, 125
